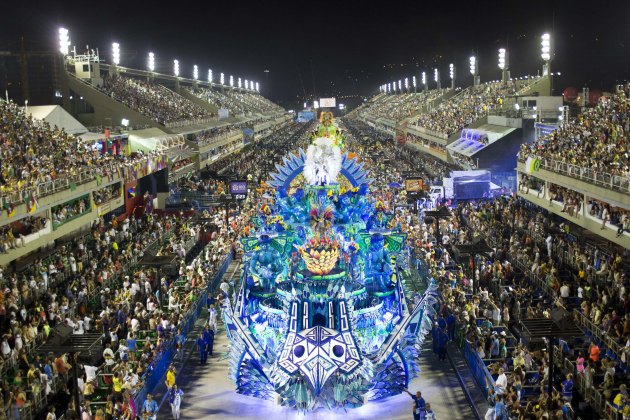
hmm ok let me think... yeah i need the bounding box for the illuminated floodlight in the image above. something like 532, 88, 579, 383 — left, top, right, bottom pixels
541, 33, 551, 61
229, 75, 234, 87
244, 79, 249, 90
314, 100, 319, 109
148, 52, 155, 72
449, 63, 454, 80
412, 76, 417, 88
469, 56, 476, 75
498, 48, 506, 70
220, 73, 225, 85
59, 28, 70, 55
303, 102, 307, 108
398, 80, 402, 91
173, 60, 180, 77
387, 83, 391, 92
121, 118, 129, 127
238, 77, 242, 88
208, 69, 213, 83
404, 78, 409, 90
422, 72, 426, 85
112, 42, 120, 65
255, 82, 259, 91
193, 65, 199, 80
434, 68, 439, 83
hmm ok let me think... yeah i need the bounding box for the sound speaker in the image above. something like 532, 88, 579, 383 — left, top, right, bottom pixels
48, 324, 74, 346
551, 307, 572, 330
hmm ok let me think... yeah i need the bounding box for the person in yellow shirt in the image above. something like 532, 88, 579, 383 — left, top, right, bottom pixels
165, 365, 176, 390
112, 371, 124, 402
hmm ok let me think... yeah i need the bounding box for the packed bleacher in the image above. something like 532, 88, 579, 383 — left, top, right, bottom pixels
101, 75, 212, 126
188, 87, 284, 116
409, 78, 540, 138
0, 99, 165, 209
345, 119, 630, 419
356, 90, 448, 123
519, 84, 630, 193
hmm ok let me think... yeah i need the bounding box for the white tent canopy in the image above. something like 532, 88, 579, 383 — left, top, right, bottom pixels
25, 105, 88, 135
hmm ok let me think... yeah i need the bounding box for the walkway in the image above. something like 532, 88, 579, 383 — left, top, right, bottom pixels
156, 310, 474, 419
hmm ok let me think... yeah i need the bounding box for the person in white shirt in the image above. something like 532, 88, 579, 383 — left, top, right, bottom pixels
546, 235, 553, 258
84, 365, 99, 382
495, 368, 508, 394
103, 345, 115, 366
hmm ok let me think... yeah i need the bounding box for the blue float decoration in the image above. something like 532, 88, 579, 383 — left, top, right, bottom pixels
222, 123, 436, 411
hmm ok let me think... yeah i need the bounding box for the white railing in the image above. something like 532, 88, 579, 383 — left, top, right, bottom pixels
519, 155, 630, 194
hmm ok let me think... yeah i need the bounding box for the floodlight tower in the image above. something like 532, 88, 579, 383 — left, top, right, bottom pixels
255, 82, 259, 92
229, 75, 234, 88
110, 43, 120, 76
112, 43, 120, 66
412, 76, 417, 93
238, 77, 242, 89
59, 28, 70, 56
174, 60, 180, 77
208, 69, 213, 84
220, 72, 225, 86
147, 52, 155, 81
398, 80, 402, 92
541, 33, 551, 76
387, 83, 391, 94
421, 71, 427, 91
498, 48, 509, 82
434, 68, 441, 90
469, 55, 479, 86
404, 77, 409, 92
449, 63, 455, 89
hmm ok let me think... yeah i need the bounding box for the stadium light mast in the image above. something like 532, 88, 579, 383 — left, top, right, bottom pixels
255, 82, 259, 92
245, 79, 249, 90
449, 63, 455, 89
148, 52, 155, 72
469, 55, 479, 86
398, 80, 402, 92
387, 83, 391, 94
58, 28, 70, 56
412, 76, 417, 93
498, 48, 509, 82
112, 42, 120, 66
421, 71, 427, 91
434, 68, 441, 90
229, 75, 234, 87
193, 65, 199, 81
220, 72, 225, 85
173, 60, 179, 77
404, 77, 409, 92
238, 77, 242, 89
541, 33, 551, 76
208, 69, 213, 84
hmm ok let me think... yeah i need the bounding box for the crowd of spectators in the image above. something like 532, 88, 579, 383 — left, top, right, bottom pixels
93, 184, 122, 207
352, 90, 448, 123
410, 79, 539, 137
345, 120, 629, 418
0, 216, 49, 254
188, 87, 283, 116
0, 99, 167, 208
519, 84, 630, 184
101, 75, 212, 126
51, 197, 91, 228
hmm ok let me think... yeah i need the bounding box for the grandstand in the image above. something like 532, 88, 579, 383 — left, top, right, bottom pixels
1, 20, 630, 420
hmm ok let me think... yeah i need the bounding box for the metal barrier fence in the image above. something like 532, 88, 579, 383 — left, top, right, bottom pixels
132, 253, 232, 409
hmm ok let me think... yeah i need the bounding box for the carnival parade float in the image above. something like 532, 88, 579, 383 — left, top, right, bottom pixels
222, 114, 437, 411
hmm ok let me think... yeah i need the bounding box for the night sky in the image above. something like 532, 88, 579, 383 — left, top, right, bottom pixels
1, 0, 630, 108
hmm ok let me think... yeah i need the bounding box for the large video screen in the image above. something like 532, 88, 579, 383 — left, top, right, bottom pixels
404, 177, 424, 192
319, 98, 336, 108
